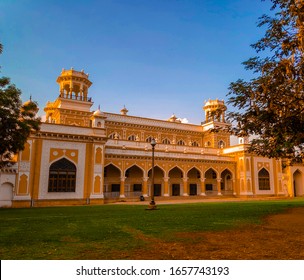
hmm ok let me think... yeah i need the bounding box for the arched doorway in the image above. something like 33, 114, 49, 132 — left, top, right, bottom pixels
104, 164, 122, 198
169, 167, 183, 196
148, 166, 164, 196
187, 167, 201, 196
125, 165, 144, 198
221, 169, 233, 195
293, 170, 303, 197
205, 168, 217, 195
0, 182, 14, 207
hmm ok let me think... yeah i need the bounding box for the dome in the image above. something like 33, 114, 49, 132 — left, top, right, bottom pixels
23, 100, 33, 106
22, 96, 39, 113
93, 105, 105, 117
120, 105, 128, 115
23, 95, 35, 106
168, 113, 177, 122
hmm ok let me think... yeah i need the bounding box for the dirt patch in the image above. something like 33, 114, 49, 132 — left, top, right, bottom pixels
123, 207, 304, 260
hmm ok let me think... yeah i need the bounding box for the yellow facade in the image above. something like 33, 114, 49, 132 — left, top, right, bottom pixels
0, 68, 303, 208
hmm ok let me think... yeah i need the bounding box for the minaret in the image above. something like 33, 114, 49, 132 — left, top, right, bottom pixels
44, 68, 94, 126
203, 99, 227, 123
202, 99, 231, 148
57, 68, 92, 103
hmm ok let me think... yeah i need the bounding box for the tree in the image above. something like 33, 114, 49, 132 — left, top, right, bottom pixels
0, 43, 41, 167
227, 0, 304, 163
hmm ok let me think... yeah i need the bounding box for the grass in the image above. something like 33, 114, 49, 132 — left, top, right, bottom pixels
1, 198, 304, 259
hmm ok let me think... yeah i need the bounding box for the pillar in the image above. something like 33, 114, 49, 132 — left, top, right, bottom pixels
80, 84, 83, 100
164, 177, 169, 197
142, 177, 149, 197
100, 172, 104, 198
69, 80, 73, 98
232, 179, 236, 196
200, 178, 206, 196
59, 84, 64, 97
183, 177, 189, 196
217, 178, 222, 195
120, 176, 126, 198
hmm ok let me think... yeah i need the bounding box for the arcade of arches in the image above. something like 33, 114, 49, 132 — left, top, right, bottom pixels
103, 161, 235, 199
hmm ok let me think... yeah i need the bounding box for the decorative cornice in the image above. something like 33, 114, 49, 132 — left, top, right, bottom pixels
105, 147, 235, 162
105, 154, 235, 165
105, 120, 203, 135
32, 123, 107, 143
32, 132, 107, 143
104, 112, 203, 132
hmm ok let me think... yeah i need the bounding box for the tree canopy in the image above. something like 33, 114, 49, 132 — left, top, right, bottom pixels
227, 0, 304, 163
0, 43, 40, 167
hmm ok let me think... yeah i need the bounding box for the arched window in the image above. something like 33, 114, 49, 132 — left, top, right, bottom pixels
109, 132, 120, 139
258, 168, 270, 190
162, 138, 171, 145
146, 136, 153, 143
192, 141, 199, 147
48, 158, 76, 192
128, 135, 136, 141
205, 141, 211, 147
177, 139, 185, 146
218, 140, 225, 148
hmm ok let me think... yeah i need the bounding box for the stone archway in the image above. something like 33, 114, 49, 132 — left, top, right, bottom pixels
204, 168, 218, 195
104, 164, 122, 198
125, 165, 144, 198
148, 166, 165, 196
0, 182, 14, 207
168, 167, 183, 196
221, 169, 233, 194
187, 167, 201, 196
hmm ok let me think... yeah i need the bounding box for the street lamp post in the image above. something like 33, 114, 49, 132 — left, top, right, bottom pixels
149, 138, 157, 210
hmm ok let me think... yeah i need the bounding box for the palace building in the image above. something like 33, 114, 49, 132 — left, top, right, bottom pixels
0, 68, 303, 207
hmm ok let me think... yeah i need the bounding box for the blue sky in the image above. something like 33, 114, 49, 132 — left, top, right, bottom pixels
0, 0, 273, 124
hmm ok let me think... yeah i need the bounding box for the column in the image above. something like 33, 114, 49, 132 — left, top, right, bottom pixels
182, 177, 189, 196
217, 178, 222, 195
120, 176, 126, 198
59, 84, 64, 97
164, 177, 169, 197
100, 170, 104, 198
80, 84, 84, 101
84, 143, 94, 204
200, 178, 206, 196
232, 179, 237, 196
69, 81, 73, 98
142, 177, 149, 197
84, 87, 87, 101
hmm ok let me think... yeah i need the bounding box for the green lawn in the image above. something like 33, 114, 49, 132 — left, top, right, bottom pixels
1, 198, 304, 259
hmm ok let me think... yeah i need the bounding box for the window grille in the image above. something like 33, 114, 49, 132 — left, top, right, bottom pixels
48, 158, 76, 192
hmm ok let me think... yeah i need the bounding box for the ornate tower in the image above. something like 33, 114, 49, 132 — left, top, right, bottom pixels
203, 99, 226, 123
44, 68, 94, 127
202, 99, 231, 148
